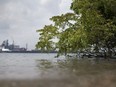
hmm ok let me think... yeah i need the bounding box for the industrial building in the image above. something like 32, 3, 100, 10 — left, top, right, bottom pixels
0, 40, 27, 52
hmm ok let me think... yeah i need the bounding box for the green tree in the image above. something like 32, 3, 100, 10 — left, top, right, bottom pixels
71, 0, 116, 58
36, 25, 58, 52
36, 0, 116, 59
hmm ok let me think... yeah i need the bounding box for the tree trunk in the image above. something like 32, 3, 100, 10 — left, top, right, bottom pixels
107, 48, 112, 60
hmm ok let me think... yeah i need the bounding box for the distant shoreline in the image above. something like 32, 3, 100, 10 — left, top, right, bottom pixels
0, 51, 57, 53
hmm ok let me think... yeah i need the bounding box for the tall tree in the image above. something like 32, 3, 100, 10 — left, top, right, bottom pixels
71, 0, 116, 58
36, 0, 116, 58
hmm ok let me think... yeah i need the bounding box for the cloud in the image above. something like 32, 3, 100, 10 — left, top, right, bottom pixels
59, 0, 73, 14
0, 0, 72, 49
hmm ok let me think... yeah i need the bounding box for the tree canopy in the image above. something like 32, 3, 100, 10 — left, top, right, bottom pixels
36, 0, 116, 58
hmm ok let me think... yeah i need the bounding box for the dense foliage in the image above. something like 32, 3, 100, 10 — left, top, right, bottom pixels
36, 0, 116, 58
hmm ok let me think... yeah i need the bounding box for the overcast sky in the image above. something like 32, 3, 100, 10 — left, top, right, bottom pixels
0, 0, 72, 50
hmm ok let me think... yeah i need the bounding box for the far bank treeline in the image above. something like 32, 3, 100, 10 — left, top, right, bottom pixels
36, 0, 116, 59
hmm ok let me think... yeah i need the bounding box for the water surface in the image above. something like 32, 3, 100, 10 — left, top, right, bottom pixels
0, 53, 116, 87
0, 53, 59, 79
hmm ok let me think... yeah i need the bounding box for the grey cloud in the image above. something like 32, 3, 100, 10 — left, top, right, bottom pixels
0, 21, 10, 30
42, 0, 61, 14
0, 0, 10, 4
0, 0, 72, 49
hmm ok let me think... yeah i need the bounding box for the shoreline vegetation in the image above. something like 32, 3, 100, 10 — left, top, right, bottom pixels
36, 0, 116, 60
35, 0, 116, 86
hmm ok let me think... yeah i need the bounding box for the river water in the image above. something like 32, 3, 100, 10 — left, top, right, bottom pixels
0, 53, 60, 80
0, 53, 116, 87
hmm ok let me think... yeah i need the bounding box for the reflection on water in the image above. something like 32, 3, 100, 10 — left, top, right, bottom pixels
57, 58, 116, 75
38, 58, 116, 75
0, 53, 58, 79
37, 59, 53, 69
0, 53, 116, 87
36, 58, 116, 87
